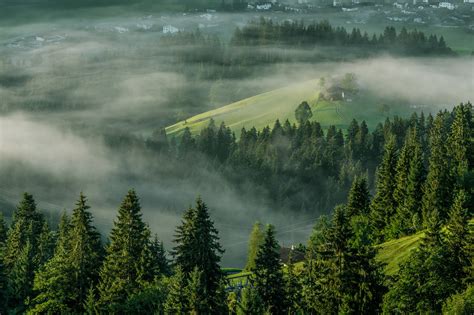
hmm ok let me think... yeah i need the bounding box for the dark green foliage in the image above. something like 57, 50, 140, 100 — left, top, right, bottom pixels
240, 286, 264, 314
164, 267, 189, 314
346, 176, 370, 217
285, 250, 302, 314
370, 136, 398, 240
149, 235, 171, 276
295, 101, 313, 125
244, 221, 265, 271
422, 112, 454, 223
0, 250, 7, 314
445, 190, 471, 290
443, 285, 474, 315
30, 193, 103, 313
172, 197, 226, 313
388, 128, 426, 237
302, 205, 385, 314
447, 103, 473, 192
4, 193, 50, 311
97, 190, 153, 311
251, 224, 288, 314
232, 19, 453, 56
0, 213, 7, 245
383, 203, 472, 313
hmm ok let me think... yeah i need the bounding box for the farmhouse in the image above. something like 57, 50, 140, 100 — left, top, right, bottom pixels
163, 25, 179, 34
438, 2, 455, 9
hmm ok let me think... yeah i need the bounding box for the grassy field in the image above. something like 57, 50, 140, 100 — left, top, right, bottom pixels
376, 231, 424, 275
166, 80, 412, 137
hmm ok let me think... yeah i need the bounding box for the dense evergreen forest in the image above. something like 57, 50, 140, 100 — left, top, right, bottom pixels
0, 103, 472, 313
231, 18, 453, 56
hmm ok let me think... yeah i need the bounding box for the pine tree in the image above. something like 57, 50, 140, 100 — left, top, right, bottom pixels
9, 239, 35, 313
172, 197, 226, 313
0, 212, 7, 245
383, 210, 457, 313
252, 224, 288, 314
149, 235, 170, 276
5, 193, 47, 311
98, 190, 151, 311
31, 193, 103, 313
187, 267, 206, 314
389, 129, 425, 237
346, 176, 370, 217
370, 136, 398, 240
84, 286, 98, 315
401, 137, 425, 233
445, 190, 471, 291
285, 250, 302, 314
422, 112, 453, 223
68, 193, 103, 310
0, 245, 8, 314
301, 216, 335, 313
244, 221, 265, 271
164, 267, 189, 314
29, 246, 74, 313
447, 103, 473, 185
240, 286, 264, 314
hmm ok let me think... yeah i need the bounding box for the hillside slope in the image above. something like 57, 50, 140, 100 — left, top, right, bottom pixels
226, 219, 474, 282
166, 79, 412, 137
226, 233, 423, 282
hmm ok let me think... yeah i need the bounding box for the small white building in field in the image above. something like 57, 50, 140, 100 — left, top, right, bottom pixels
438, 2, 455, 9
256, 3, 272, 10
163, 25, 179, 34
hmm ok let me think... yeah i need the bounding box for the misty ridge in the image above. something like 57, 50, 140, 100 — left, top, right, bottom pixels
0, 7, 473, 266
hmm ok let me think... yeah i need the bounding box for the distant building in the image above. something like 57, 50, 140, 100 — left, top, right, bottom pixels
279, 247, 305, 265
163, 25, 179, 34
256, 3, 272, 10
464, 0, 474, 3
438, 2, 455, 9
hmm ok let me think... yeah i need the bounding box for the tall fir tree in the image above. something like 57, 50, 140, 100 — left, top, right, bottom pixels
251, 224, 288, 314
422, 112, 453, 223
390, 133, 426, 236
445, 190, 471, 292
370, 136, 398, 240
164, 267, 189, 314
383, 209, 463, 313
285, 250, 302, 314
0, 212, 7, 245
4, 193, 49, 311
446, 103, 473, 186
98, 190, 152, 311
172, 197, 226, 313
68, 193, 103, 310
244, 221, 265, 271
346, 176, 370, 217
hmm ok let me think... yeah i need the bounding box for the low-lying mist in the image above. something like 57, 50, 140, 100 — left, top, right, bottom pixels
1, 10, 472, 266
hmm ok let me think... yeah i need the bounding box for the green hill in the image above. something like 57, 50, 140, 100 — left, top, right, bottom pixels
166, 79, 413, 137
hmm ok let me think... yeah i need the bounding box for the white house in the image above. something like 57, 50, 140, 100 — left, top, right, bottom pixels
464, 0, 474, 3
163, 25, 179, 34
256, 3, 272, 10
438, 2, 455, 9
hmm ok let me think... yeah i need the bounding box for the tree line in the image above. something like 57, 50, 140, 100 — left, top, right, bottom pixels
231, 18, 453, 56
